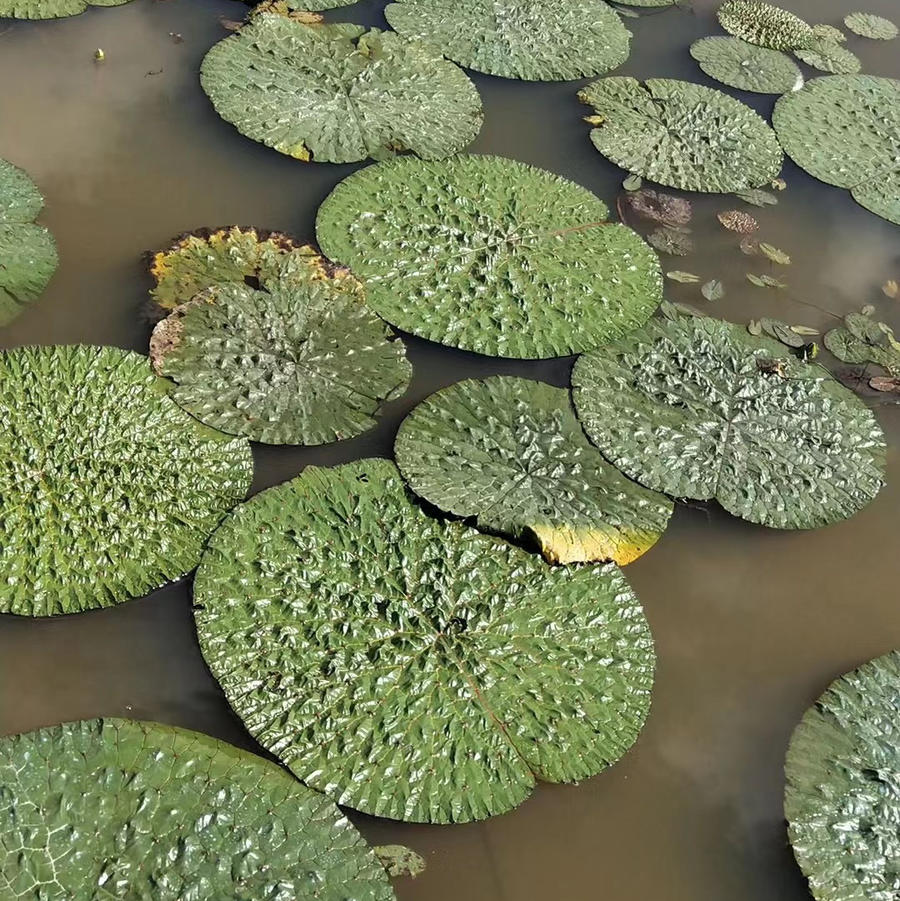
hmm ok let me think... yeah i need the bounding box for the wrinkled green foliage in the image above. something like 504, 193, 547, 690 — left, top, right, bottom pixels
579, 77, 783, 192
717, 0, 815, 50
785, 651, 900, 901
572, 316, 885, 529
200, 14, 483, 164
384, 0, 631, 81
0, 345, 252, 616
811, 24, 846, 43
151, 257, 411, 446
773, 76, 900, 224
613, 0, 675, 5
0, 0, 129, 18
690, 37, 802, 93
284, 0, 356, 8
824, 311, 900, 375
0, 719, 394, 900
0, 158, 57, 325
844, 11, 898, 39
395, 377, 672, 564
373, 846, 426, 879
195, 459, 654, 823
317, 155, 662, 358
793, 39, 861, 74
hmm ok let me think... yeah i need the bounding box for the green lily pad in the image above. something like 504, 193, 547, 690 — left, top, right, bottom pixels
844, 11, 898, 39
824, 313, 900, 375
283, 0, 356, 9
383, 0, 631, 82
0, 718, 394, 900
0, 0, 130, 18
785, 651, 900, 901
150, 258, 411, 446
0, 158, 58, 326
793, 39, 861, 75
194, 459, 655, 824
612, 0, 675, 5
578, 77, 783, 193
773, 75, 900, 225
690, 37, 803, 94
811, 24, 846, 43
316, 154, 662, 359
572, 316, 885, 529
394, 376, 673, 565
200, 13, 483, 164
373, 845, 426, 879
0, 345, 252, 616
717, 0, 815, 50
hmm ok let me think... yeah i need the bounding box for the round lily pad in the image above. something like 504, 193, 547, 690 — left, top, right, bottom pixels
689, 37, 803, 93
194, 458, 655, 824
394, 376, 672, 564
572, 316, 886, 529
0, 718, 394, 900
844, 11, 898, 39
150, 258, 411, 446
200, 13, 483, 164
316, 154, 662, 359
579, 77, 783, 193
0, 158, 58, 326
773, 75, 900, 225
384, 0, 631, 82
793, 39, 861, 74
0, 0, 130, 18
717, 0, 815, 50
0, 345, 252, 616
785, 651, 900, 901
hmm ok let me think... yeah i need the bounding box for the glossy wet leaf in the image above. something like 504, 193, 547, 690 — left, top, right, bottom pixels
572, 316, 886, 529
759, 242, 791, 264
0, 158, 58, 326
718, 209, 759, 233
647, 225, 694, 256
623, 188, 692, 226
702, 279, 725, 301
383, 0, 631, 81
844, 11, 898, 39
690, 37, 802, 94
667, 270, 701, 283
793, 39, 861, 75
373, 846, 426, 879
200, 14, 483, 164
0, 0, 130, 18
579, 77, 783, 192
0, 345, 252, 616
773, 75, 900, 225
395, 377, 673, 565
734, 187, 779, 206
717, 0, 815, 50
785, 651, 900, 901
194, 459, 655, 823
0, 719, 394, 900
316, 154, 662, 359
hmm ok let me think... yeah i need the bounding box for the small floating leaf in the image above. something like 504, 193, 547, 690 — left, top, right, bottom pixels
844, 11, 898, 39
718, 209, 759, 233
647, 225, 694, 256
740, 236, 761, 254
623, 173, 643, 191
790, 325, 820, 335
748, 319, 763, 335
746, 273, 767, 286
759, 274, 787, 288
760, 316, 804, 347
771, 177, 788, 190
667, 270, 701, 283
882, 279, 898, 298
702, 279, 725, 301
690, 36, 803, 94
734, 187, 779, 206
758, 242, 791, 264
374, 845, 427, 879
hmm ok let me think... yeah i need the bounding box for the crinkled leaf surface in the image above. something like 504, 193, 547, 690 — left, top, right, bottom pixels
785, 651, 900, 901
690, 37, 803, 93
316, 154, 662, 358
773, 75, 900, 224
200, 14, 483, 164
194, 459, 655, 823
793, 39, 861, 75
394, 377, 672, 565
284, 0, 356, 9
717, 0, 815, 50
0, 718, 394, 901
844, 11, 897, 39
612, 0, 675, 5
383, 0, 631, 82
0, 345, 252, 616
811, 24, 846, 43
0, 158, 57, 325
579, 77, 783, 192
151, 259, 411, 445
0, 0, 130, 18
572, 316, 885, 529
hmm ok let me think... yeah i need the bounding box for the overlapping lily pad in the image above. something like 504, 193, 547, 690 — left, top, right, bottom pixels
690, 37, 802, 93
194, 458, 655, 823
0, 0, 130, 18
717, 0, 815, 50
785, 651, 900, 901
394, 376, 673, 564
572, 316, 885, 529
200, 13, 483, 164
793, 39, 861, 74
844, 11, 898, 39
0, 158, 57, 325
824, 311, 900, 374
383, 0, 631, 81
150, 256, 411, 445
579, 77, 783, 192
811, 24, 846, 43
773, 75, 900, 224
0, 345, 252, 616
316, 154, 662, 358
0, 718, 394, 900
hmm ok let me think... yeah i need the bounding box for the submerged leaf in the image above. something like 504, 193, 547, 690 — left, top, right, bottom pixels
667, 270, 701, 283
717, 0, 816, 50
647, 225, 694, 256
690, 36, 803, 94
883, 279, 899, 298
844, 11, 898, 39
374, 846, 426, 879
622, 188, 693, 226
734, 187, 779, 206
701, 279, 725, 301
718, 209, 759, 233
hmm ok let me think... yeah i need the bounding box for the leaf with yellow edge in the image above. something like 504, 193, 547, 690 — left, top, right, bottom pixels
883, 279, 899, 299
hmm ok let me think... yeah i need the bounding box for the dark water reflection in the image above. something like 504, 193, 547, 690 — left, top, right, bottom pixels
1, 0, 899, 897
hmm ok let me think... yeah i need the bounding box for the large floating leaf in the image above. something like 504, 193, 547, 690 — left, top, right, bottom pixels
384, 0, 631, 82
717, 0, 815, 50
150, 257, 411, 446
0, 158, 57, 325
824, 311, 900, 375
0, 0, 130, 18
394, 376, 672, 564
773, 75, 900, 225
194, 459, 654, 824
579, 77, 783, 193
200, 14, 483, 164
785, 651, 900, 901
0, 719, 394, 900
316, 154, 662, 358
572, 316, 885, 529
0, 345, 252, 616
689, 37, 802, 93
844, 11, 898, 39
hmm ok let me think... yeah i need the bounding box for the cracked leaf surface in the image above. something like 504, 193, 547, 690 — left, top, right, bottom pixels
572, 316, 885, 529
0, 718, 394, 901
717, 0, 815, 50
194, 459, 654, 823
690, 37, 802, 93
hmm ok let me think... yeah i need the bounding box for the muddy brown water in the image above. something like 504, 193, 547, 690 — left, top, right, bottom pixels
1, 0, 899, 898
